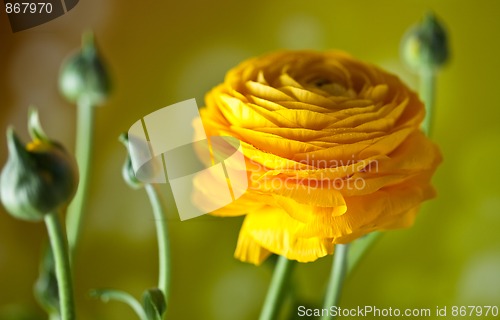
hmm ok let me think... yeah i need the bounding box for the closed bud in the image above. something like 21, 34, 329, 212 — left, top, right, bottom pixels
0, 109, 79, 222
59, 32, 111, 106
401, 12, 449, 72
119, 133, 143, 189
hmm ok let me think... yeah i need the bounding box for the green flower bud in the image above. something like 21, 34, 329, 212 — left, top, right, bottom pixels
119, 133, 144, 189
59, 32, 111, 106
0, 109, 79, 221
401, 12, 449, 71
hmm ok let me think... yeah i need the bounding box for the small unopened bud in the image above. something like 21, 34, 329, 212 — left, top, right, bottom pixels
0, 109, 79, 221
59, 32, 111, 106
119, 133, 143, 189
401, 12, 449, 71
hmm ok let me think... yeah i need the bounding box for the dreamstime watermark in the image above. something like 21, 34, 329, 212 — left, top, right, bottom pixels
125, 99, 379, 220
126, 99, 249, 221
4, 0, 79, 32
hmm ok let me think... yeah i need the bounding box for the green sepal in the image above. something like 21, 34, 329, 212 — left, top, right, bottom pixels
119, 133, 144, 189
28, 107, 49, 143
142, 288, 167, 320
33, 245, 60, 317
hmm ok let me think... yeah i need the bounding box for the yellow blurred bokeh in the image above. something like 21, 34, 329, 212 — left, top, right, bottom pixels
0, 1, 499, 319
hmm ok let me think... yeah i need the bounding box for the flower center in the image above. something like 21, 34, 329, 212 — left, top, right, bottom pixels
311, 78, 352, 97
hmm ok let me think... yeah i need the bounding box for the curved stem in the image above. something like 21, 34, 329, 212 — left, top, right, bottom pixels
44, 213, 75, 320
420, 68, 436, 136
259, 255, 294, 320
66, 99, 95, 260
145, 184, 171, 303
91, 289, 147, 320
321, 244, 349, 320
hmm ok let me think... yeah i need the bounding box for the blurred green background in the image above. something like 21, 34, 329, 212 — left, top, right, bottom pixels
1, 0, 499, 319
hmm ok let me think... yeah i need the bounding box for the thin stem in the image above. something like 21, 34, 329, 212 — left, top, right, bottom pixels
145, 184, 171, 303
259, 255, 294, 320
66, 99, 95, 259
321, 244, 349, 320
91, 289, 148, 320
420, 68, 436, 136
44, 213, 75, 320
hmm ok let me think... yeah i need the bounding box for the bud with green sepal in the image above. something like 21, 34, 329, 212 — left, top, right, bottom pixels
59, 32, 111, 106
401, 12, 449, 135
401, 12, 449, 72
119, 133, 144, 189
0, 109, 79, 222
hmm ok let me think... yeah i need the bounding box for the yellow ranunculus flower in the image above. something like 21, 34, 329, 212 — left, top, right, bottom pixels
194, 50, 442, 265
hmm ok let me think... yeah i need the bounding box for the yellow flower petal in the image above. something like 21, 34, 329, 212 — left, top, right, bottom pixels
237, 208, 334, 264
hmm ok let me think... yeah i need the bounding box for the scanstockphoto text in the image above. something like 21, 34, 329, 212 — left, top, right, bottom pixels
297, 305, 500, 318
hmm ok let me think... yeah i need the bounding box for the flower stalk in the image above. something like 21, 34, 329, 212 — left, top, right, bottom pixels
259, 255, 294, 320
110, 134, 169, 319
44, 212, 75, 320
420, 67, 436, 136
66, 99, 95, 258
321, 244, 349, 320
60, 31, 111, 258
145, 184, 171, 302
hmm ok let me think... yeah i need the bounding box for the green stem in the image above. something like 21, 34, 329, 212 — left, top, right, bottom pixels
420, 68, 436, 136
66, 99, 95, 259
145, 184, 171, 303
321, 244, 349, 320
44, 213, 75, 320
91, 289, 147, 320
259, 255, 294, 320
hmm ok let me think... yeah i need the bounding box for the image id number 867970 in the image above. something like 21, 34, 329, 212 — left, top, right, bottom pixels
6, 2, 53, 14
